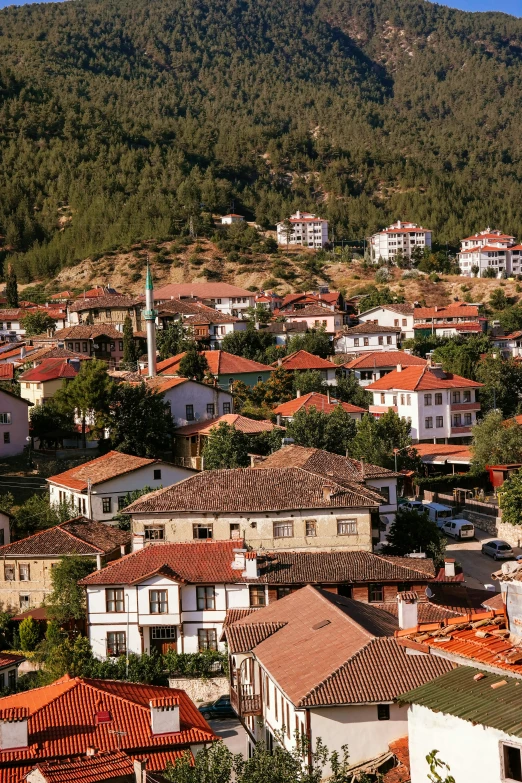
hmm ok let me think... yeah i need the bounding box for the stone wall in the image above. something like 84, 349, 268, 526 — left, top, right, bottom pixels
496, 521, 522, 548
168, 676, 229, 706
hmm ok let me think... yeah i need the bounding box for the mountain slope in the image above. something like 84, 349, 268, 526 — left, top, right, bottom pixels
0, 0, 521, 281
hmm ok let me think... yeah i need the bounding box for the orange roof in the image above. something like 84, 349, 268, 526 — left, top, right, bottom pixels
154, 282, 253, 299
18, 359, 79, 382
154, 350, 272, 377
413, 303, 479, 319
274, 350, 334, 370
138, 376, 191, 393
344, 351, 426, 370
462, 231, 514, 241
175, 414, 277, 436
413, 443, 472, 463
273, 392, 365, 416
47, 451, 158, 491
366, 365, 483, 392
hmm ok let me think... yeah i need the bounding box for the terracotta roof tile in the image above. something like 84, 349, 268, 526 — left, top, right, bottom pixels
47, 451, 158, 491
366, 365, 483, 391
0, 365, 14, 380
0, 656, 24, 671
30, 750, 134, 783
253, 445, 400, 480
54, 326, 124, 340
344, 352, 426, 370
273, 350, 335, 370
413, 304, 480, 319
382, 737, 410, 783
155, 350, 272, 377
340, 323, 401, 335
0, 517, 129, 557
19, 359, 79, 382
359, 304, 413, 316
154, 283, 253, 299
273, 392, 365, 416
175, 414, 277, 436
69, 295, 141, 313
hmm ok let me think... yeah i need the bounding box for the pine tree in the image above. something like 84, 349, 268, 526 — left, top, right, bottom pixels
5, 264, 18, 308
122, 314, 138, 370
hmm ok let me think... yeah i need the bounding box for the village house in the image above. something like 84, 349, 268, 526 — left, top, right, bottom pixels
274, 350, 338, 384
153, 282, 255, 319
79, 540, 453, 661
50, 325, 144, 368
343, 351, 427, 387
334, 323, 401, 354
0, 307, 67, 339
278, 289, 345, 313
276, 306, 344, 336
0, 653, 25, 693
370, 220, 432, 263
18, 358, 79, 411
357, 304, 415, 340
155, 299, 247, 348
276, 211, 329, 249
67, 294, 144, 330
273, 392, 365, 423
125, 466, 384, 551
224, 585, 452, 767
0, 388, 31, 457
261, 320, 308, 346
254, 291, 283, 312
367, 363, 483, 443
47, 451, 194, 522
149, 350, 273, 388
24, 749, 161, 783
0, 674, 217, 782
412, 302, 486, 338
0, 516, 129, 614
221, 213, 244, 224
457, 227, 521, 278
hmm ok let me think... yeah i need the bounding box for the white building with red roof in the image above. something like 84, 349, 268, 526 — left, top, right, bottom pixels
367, 363, 483, 443
457, 227, 521, 278
370, 220, 432, 263
273, 391, 365, 421
357, 304, 415, 340
153, 283, 255, 319
412, 302, 487, 338
273, 350, 338, 384
276, 211, 329, 249
344, 350, 426, 387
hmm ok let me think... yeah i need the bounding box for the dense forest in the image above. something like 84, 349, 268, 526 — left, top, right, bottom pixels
0, 0, 522, 281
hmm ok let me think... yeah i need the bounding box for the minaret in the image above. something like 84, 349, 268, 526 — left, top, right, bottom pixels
144, 259, 158, 377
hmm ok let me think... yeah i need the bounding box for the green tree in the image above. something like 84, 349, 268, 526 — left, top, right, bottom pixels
245, 304, 272, 326
497, 305, 522, 335
471, 411, 522, 470
45, 635, 95, 682
489, 288, 509, 311
287, 405, 357, 455
157, 320, 192, 361
287, 328, 331, 358
498, 469, 522, 527
56, 359, 115, 447
30, 399, 74, 448
20, 311, 56, 336
350, 410, 416, 470
382, 508, 446, 564
46, 555, 96, 625
14, 494, 73, 539
431, 335, 491, 380
426, 750, 456, 783
293, 370, 326, 395
5, 264, 18, 308
19, 616, 40, 651
121, 314, 139, 369
357, 285, 405, 311
110, 383, 173, 457
178, 344, 209, 382
222, 327, 275, 364
250, 366, 295, 407
476, 355, 522, 417
334, 374, 371, 408
202, 422, 250, 469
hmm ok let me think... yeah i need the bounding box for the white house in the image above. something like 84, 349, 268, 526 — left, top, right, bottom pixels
153, 283, 256, 320
278, 307, 343, 336
137, 377, 234, 427
366, 363, 483, 443
276, 211, 329, 249
221, 214, 244, 224
47, 451, 195, 522
343, 351, 427, 387
457, 227, 519, 278
0, 389, 31, 457
370, 220, 432, 263
357, 304, 415, 340
334, 324, 401, 354
225, 585, 452, 767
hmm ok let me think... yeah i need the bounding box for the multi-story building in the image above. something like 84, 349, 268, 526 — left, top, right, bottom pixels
153, 283, 255, 319
277, 306, 344, 336
0, 388, 31, 457
148, 349, 273, 389
344, 351, 427, 387
18, 358, 79, 410
334, 323, 401, 354
412, 302, 487, 338
367, 363, 483, 443
67, 294, 144, 330
370, 220, 432, 263
357, 304, 415, 340
457, 227, 522, 278
276, 211, 329, 249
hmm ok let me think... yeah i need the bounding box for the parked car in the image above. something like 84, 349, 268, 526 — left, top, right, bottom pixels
401, 500, 425, 514
198, 695, 236, 720
481, 540, 515, 560
422, 502, 454, 528
442, 519, 475, 540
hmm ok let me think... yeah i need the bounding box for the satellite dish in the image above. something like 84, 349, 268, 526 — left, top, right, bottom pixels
425, 586, 434, 599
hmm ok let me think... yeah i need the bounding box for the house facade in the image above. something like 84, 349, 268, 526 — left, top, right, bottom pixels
152, 350, 273, 389
276, 211, 328, 249
370, 221, 432, 263
18, 359, 79, 411
135, 377, 234, 430
67, 295, 143, 330
334, 324, 401, 354
52, 325, 141, 368
0, 389, 31, 457
274, 350, 338, 384
278, 307, 343, 335
344, 351, 427, 387
412, 303, 486, 338
357, 304, 415, 340
153, 283, 255, 319
457, 228, 520, 278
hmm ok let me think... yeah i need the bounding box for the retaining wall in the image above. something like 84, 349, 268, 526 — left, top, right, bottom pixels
168, 676, 229, 705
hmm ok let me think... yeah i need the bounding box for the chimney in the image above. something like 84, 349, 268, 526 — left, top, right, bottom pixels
231, 549, 246, 571
396, 364, 402, 372
397, 591, 418, 630
133, 533, 145, 551
322, 483, 335, 502
276, 414, 282, 426
86, 747, 97, 756
444, 558, 456, 578
296, 389, 301, 398
20, 346, 26, 360
120, 544, 126, 556
242, 551, 258, 579
134, 759, 147, 783
150, 697, 180, 735
0, 707, 29, 750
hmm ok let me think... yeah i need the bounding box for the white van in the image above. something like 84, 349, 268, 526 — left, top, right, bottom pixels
422, 502, 454, 528
442, 518, 475, 540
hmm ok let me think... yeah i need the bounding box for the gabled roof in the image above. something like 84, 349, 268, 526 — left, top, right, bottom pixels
358, 304, 414, 317
344, 351, 426, 370
0, 517, 129, 557
273, 392, 365, 417
0, 388, 32, 405
254, 445, 400, 480
54, 325, 125, 340
273, 350, 334, 370
125, 467, 383, 514
154, 350, 273, 377
47, 451, 159, 491
154, 283, 253, 299
69, 295, 140, 313
0, 675, 216, 776
0, 654, 24, 670
225, 586, 452, 706
29, 750, 135, 783
0, 364, 14, 380
413, 304, 480, 319
18, 359, 79, 382
175, 414, 277, 436
339, 324, 401, 335
366, 365, 483, 391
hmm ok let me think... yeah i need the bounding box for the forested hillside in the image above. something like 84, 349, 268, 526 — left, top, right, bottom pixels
1, 0, 522, 281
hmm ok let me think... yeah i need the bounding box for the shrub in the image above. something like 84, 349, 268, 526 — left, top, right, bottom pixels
19, 616, 40, 652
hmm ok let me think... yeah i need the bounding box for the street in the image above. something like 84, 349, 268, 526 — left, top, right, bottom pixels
209, 718, 247, 757
445, 528, 522, 591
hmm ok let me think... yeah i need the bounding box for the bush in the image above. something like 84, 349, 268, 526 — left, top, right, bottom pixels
163, 649, 228, 679
375, 266, 392, 283
19, 616, 40, 652
415, 471, 490, 492
402, 269, 420, 279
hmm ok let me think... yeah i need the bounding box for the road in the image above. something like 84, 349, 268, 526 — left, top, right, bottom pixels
209, 718, 247, 757
445, 528, 522, 591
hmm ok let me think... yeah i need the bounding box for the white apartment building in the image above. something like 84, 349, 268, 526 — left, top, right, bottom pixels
334, 324, 401, 354
457, 227, 522, 277
370, 220, 432, 263
357, 304, 415, 340
276, 211, 329, 249
367, 364, 482, 443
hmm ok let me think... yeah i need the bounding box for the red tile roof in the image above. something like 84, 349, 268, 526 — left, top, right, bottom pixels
462, 231, 514, 241
413, 321, 483, 332
273, 392, 365, 417
47, 451, 158, 491
254, 444, 399, 480
366, 365, 483, 391
155, 350, 272, 377
0, 517, 129, 558
0, 365, 14, 380
413, 304, 480, 319
69, 295, 137, 313
50, 291, 74, 300
413, 443, 472, 463
0, 675, 216, 779
29, 750, 134, 783
274, 350, 335, 370
154, 283, 253, 299
54, 325, 124, 340
18, 359, 79, 382
0, 654, 24, 670
175, 414, 277, 436
344, 352, 426, 370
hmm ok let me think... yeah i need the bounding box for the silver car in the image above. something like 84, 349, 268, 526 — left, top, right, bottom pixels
481, 539, 515, 560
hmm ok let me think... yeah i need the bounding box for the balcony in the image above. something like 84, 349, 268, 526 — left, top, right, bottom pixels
369, 405, 397, 416
450, 402, 480, 412
230, 686, 262, 717
451, 426, 473, 435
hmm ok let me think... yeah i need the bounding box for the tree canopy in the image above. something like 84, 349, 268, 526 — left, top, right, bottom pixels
110, 383, 174, 457
471, 410, 522, 470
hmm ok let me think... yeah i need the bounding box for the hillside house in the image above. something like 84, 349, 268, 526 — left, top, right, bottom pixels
0, 388, 31, 457
67, 294, 143, 330
344, 351, 427, 387
18, 358, 79, 410
457, 227, 521, 277
149, 350, 273, 388
274, 350, 338, 384
153, 283, 255, 319
412, 303, 486, 338
370, 220, 432, 263
221, 213, 244, 224
135, 376, 234, 431
273, 392, 365, 422
334, 324, 401, 354
357, 304, 415, 340
277, 306, 343, 336
276, 211, 329, 248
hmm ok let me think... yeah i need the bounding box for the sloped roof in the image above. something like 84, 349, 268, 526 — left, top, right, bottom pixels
272, 393, 365, 417
273, 350, 335, 370
366, 365, 482, 391
0, 517, 129, 557
413, 304, 480, 319
29, 750, 134, 783
0, 365, 13, 380
54, 326, 124, 340
344, 352, 426, 370
154, 283, 253, 299
175, 414, 277, 436
339, 324, 401, 335
69, 295, 140, 313
155, 350, 272, 377
282, 306, 340, 317
413, 443, 472, 464
125, 467, 383, 514
47, 451, 158, 491
359, 304, 414, 317
19, 359, 79, 382
254, 445, 400, 480
0, 654, 24, 670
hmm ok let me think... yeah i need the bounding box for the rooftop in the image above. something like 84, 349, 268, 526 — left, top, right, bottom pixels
413, 303, 480, 319
18, 359, 79, 383
413, 443, 472, 464
273, 392, 366, 417
154, 350, 273, 377
53, 325, 124, 340
0, 517, 129, 557
344, 351, 426, 370
154, 283, 254, 300
282, 305, 340, 317
253, 444, 400, 480
175, 414, 277, 436
359, 304, 414, 316
339, 323, 401, 335
69, 295, 140, 313
28, 750, 136, 783
47, 451, 159, 491
366, 365, 483, 392
273, 350, 335, 370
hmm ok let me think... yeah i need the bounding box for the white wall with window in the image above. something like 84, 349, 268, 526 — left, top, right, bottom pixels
160, 380, 234, 427
0, 390, 31, 458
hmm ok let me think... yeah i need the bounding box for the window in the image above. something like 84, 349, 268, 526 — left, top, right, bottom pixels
380, 393, 385, 404
305, 520, 316, 536
198, 629, 217, 651
393, 395, 397, 405
369, 583, 384, 603
453, 414, 462, 426
400, 394, 405, 405
106, 589, 124, 612
0, 413, 11, 424
4, 566, 14, 581
153, 469, 161, 480
206, 403, 215, 416
402, 319, 407, 326
102, 497, 112, 514
117, 496, 126, 510
277, 586, 291, 600
425, 417, 433, 429
406, 395, 411, 405
193, 523, 213, 539
144, 525, 164, 541
19, 595, 30, 611
249, 585, 266, 607
337, 519, 357, 535
6, 323, 10, 330
107, 631, 126, 656
379, 486, 390, 503
197, 586, 215, 610
463, 390, 471, 403
378, 336, 383, 345
19, 564, 29, 581
394, 319, 399, 327
229, 522, 240, 539
502, 742, 522, 782
363, 337, 369, 346
464, 413, 472, 426
151, 626, 176, 641
149, 589, 168, 614
452, 391, 461, 403
354, 338, 360, 347
186, 404, 195, 421
119, 341, 124, 351
223, 402, 231, 414
75, 342, 80, 351
273, 521, 293, 538
0, 531, 4, 546
424, 394, 432, 406
82, 342, 88, 352
387, 336, 392, 344
7, 671, 15, 690
435, 393, 442, 405
377, 704, 390, 721
436, 416, 444, 428
3, 433, 9, 444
